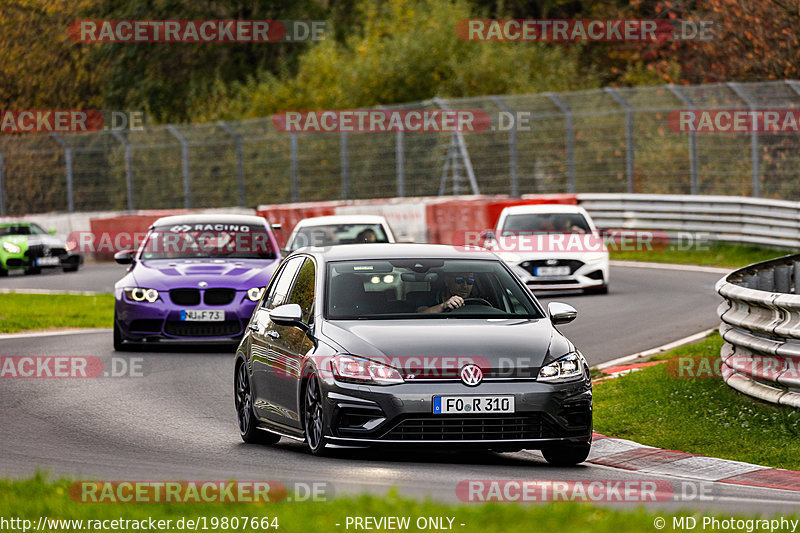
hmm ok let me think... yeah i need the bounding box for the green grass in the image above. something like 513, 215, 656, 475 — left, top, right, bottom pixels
594, 333, 800, 470
0, 475, 796, 532
609, 242, 788, 268
0, 293, 114, 333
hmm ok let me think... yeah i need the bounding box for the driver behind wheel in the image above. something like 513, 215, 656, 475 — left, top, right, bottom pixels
418, 272, 476, 313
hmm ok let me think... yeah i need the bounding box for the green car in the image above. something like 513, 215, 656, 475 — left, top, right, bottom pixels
0, 222, 82, 276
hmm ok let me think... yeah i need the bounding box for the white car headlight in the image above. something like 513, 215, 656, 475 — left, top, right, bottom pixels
496, 252, 521, 263
2, 241, 21, 254
247, 287, 266, 301
583, 252, 608, 262
538, 352, 585, 382
124, 287, 160, 303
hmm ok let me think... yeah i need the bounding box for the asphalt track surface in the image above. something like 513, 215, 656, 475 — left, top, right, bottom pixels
3, 264, 799, 513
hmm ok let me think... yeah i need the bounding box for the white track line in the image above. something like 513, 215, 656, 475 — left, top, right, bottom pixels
593, 328, 716, 370
0, 328, 111, 341
0, 288, 103, 295
610, 260, 730, 274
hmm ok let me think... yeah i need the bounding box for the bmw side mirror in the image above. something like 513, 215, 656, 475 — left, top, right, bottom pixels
114, 250, 134, 265
548, 302, 577, 325
270, 303, 304, 326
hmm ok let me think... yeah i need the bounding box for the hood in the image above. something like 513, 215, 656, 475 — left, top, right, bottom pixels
131, 258, 279, 290
319, 318, 573, 376
1, 234, 64, 249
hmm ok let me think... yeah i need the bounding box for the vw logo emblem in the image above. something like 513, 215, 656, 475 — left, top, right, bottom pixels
460, 364, 483, 386
198, 281, 208, 288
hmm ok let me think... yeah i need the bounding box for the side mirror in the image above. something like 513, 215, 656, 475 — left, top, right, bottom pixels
548, 302, 577, 325
269, 303, 304, 327
49, 228, 57, 236
114, 250, 134, 265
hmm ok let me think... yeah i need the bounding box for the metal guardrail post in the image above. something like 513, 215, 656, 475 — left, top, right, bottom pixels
396, 129, 405, 197
50, 134, 74, 212
340, 131, 349, 200
0, 149, 6, 216
433, 97, 479, 195
546, 93, 576, 194
667, 85, 699, 195
491, 96, 519, 197
111, 131, 135, 210
166, 125, 191, 208
728, 82, 760, 197
218, 122, 246, 207
605, 87, 635, 193
290, 132, 299, 203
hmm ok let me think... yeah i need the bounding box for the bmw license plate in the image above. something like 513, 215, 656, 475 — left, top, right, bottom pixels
35, 257, 60, 266
535, 266, 570, 276
433, 396, 515, 414
180, 310, 224, 321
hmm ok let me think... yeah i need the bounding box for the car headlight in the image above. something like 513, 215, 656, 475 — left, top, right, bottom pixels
583, 252, 608, 262
2, 241, 21, 254
124, 287, 160, 303
538, 352, 585, 382
331, 355, 404, 385
247, 287, 266, 302
496, 252, 521, 263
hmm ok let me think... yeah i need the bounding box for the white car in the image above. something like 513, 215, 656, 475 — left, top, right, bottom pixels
284, 215, 396, 253
486, 204, 609, 294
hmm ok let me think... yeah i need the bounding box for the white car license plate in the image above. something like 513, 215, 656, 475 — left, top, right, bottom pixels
180, 310, 224, 321
535, 266, 570, 276
36, 257, 60, 266
433, 396, 515, 414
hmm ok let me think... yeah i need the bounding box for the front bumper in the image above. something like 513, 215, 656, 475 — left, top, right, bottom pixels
115, 293, 258, 344
319, 376, 592, 450
508, 256, 608, 291
2, 249, 82, 270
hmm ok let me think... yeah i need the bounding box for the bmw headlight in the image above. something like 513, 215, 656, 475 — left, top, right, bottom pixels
538, 352, 585, 382
331, 355, 404, 385
124, 287, 160, 303
2, 241, 21, 254
247, 287, 266, 301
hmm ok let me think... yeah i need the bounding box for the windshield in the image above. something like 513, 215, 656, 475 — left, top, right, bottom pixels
502, 213, 591, 235
326, 259, 543, 320
290, 223, 389, 250
139, 224, 276, 260
0, 224, 46, 236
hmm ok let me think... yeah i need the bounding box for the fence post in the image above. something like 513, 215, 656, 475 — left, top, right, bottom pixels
667, 85, 699, 195
396, 129, 405, 197
290, 132, 299, 203
491, 96, 519, 197
605, 87, 635, 193
728, 82, 760, 198
0, 148, 6, 216
433, 97, 479, 195
546, 92, 576, 193
340, 131, 349, 200
218, 122, 246, 207
50, 134, 74, 212
166, 125, 191, 208
111, 131, 135, 210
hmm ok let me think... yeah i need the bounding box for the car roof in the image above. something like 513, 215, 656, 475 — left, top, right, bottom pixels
502, 204, 588, 215
150, 213, 269, 228
293, 215, 389, 227
299, 243, 499, 262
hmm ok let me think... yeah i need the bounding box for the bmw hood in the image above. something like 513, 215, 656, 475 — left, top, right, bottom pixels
319, 318, 574, 375
131, 258, 279, 290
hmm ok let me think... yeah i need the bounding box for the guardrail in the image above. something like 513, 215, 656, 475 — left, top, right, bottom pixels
580, 193, 800, 250
716, 255, 800, 407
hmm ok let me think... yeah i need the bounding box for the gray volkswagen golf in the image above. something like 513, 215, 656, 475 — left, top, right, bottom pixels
233, 244, 592, 465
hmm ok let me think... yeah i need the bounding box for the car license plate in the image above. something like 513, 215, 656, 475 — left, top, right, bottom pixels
35, 257, 60, 266
535, 266, 570, 276
180, 310, 224, 321
433, 396, 515, 414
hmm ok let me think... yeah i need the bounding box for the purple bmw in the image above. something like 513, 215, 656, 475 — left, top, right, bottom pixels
113, 214, 282, 350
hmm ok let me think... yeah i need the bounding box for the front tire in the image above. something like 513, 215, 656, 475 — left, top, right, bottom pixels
542, 443, 591, 466
235, 361, 280, 445
303, 372, 331, 456
113, 320, 130, 352
585, 284, 608, 295
0, 265, 7, 277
